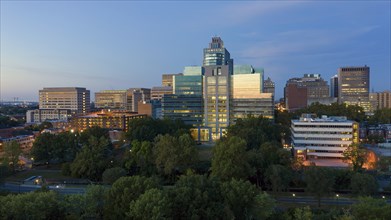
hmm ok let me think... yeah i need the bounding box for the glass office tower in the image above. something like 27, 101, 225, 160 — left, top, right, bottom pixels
162, 66, 204, 127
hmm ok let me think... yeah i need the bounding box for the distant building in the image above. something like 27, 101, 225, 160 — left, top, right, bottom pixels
370, 91, 391, 110
263, 77, 275, 95
0, 135, 35, 155
26, 109, 72, 123
126, 88, 151, 112
284, 74, 330, 111
338, 66, 371, 112
70, 110, 147, 132
151, 86, 173, 100
39, 87, 90, 114
95, 90, 128, 110
162, 73, 182, 87
291, 114, 359, 160
330, 74, 338, 98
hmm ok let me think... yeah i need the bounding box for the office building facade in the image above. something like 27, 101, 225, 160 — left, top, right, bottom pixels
151, 86, 173, 100
39, 87, 90, 114
284, 74, 330, 111
330, 75, 338, 98
292, 114, 359, 160
95, 90, 128, 109
162, 73, 182, 87
369, 91, 391, 110
263, 77, 275, 95
338, 66, 370, 112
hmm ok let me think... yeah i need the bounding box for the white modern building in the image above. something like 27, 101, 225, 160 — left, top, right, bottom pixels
291, 114, 359, 160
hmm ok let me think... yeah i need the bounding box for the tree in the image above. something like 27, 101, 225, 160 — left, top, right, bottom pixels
167, 174, 224, 219
377, 156, 391, 172
343, 143, 367, 172
351, 197, 391, 220
124, 140, 156, 175
225, 116, 283, 150
2, 141, 22, 172
0, 191, 63, 219
211, 136, 252, 181
265, 164, 292, 192
304, 166, 335, 207
220, 179, 274, 219
369, 108, 391, 124
128, 188, 170, 220
70, 136, 112, 181
105, 176, 160, 219
350, 173, 378, 196
154, 133, 198, 177
102, 167, 127, 184
84, 185, 108, 219
78, 126, 110, 145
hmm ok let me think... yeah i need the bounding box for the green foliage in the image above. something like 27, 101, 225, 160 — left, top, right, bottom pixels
105, 176, 160, 219
62, 194, 85, 219
343, 144, 367, 172
78, 126, 110, 145
211, 136, 252, 181
225, 116, 283, 150
221, 179, 274, 219
70, 136, 112, 181
168, 174, 224, 219
291, 206, 313, 220
366, 134, 385, 144
265, 164, 292, 192
102, 167, 127, 184
0, 115, 19, 128
0, 191, 63, 219
31, 132, 78, 164
351, 197, 391, 220
128, 188, 170, 220
304, 166, 335, 207
369, 108, 391, 124
84, 185, 108, 219
294, 102, 366, 122
2, 140, 22, 172
350, 173, 378, 196
125, 117, 191, 142
154, 133, 198, 177
124, 140, 156, 175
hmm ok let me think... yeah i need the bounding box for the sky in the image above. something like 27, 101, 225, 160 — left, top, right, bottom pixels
1, 0, 390, 101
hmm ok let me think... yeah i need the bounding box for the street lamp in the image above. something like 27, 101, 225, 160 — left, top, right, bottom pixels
292, 193, 296, 197
382, 195, 385, 199
336, 194, 339, 207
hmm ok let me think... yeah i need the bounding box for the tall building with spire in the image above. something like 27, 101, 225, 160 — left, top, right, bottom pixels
203, 37, 233, 140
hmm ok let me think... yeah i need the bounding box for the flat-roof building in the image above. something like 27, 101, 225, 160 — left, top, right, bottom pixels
291, 114, 359, 160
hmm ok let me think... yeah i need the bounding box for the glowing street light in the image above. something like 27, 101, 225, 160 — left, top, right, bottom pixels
292, 193, 296, 197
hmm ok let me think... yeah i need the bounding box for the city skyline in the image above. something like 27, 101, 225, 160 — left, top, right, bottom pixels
1, 1, 390, 101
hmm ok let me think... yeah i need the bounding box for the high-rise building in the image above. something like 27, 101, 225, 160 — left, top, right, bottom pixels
203, 37, 233, 140
39, 87, 90, 114
95, 90, 128, 109
162, 66, 204, 127
231, 65, 274, 120
291, 114, 359, 160
330, 75, 338, 98
338, 66, 370, 112
263, 77, 275, 95
161, 37, 274, 141
29, 87, 90, 123
284, 74, 330, 111
370, 91, 391, 110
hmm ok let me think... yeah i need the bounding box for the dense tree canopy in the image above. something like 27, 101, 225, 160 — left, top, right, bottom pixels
343, 143, 368, 172
70, 136, 112, 181
123, 140, 155, 175
225, 116, 283, 150
125, 117, 191, 142
211, 136, 252, 181
154, 133, 198, 177
350, 173, 378, 196
105, 176, 160, 219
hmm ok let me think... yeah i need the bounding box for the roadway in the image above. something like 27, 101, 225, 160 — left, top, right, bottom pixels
0, 183, 85, 194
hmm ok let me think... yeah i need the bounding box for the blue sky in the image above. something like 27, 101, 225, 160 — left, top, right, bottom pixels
1, 0, 390, 101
